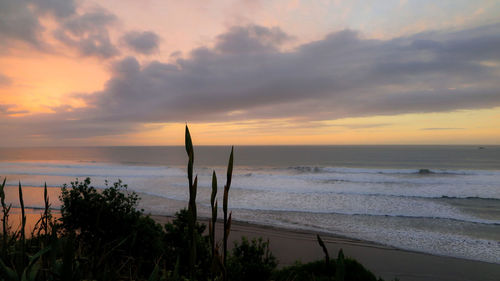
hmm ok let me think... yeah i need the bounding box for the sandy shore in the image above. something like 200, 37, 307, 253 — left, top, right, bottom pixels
152, 215, 500, 281
8, 207, 500, 280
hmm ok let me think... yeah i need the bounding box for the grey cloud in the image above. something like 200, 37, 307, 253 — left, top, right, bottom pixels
421, 128, 464, 131
77, 24, 500, 125
0, 0, 77, 49
0, 0, 119, 59
0, 113, 143, 146
0, 1, 43, 48
0, 0, 118, 58
54, 30, 118, 58
58, 9, 116, 36
215, 24, 292, 54
336, 124, 390, 129
0, 104, 28, 115
0, 73, 11, 86
122, 31, 160, 55
28, 0, 77, 18
3, 23, 500, 142
0, 104, 12, 114
54, 9, 119, 58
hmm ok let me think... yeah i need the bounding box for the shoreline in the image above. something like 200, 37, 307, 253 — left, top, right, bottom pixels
151, 214, 500, 281
6, 207, 500, 280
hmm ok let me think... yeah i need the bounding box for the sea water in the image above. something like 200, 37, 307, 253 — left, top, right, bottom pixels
0, 146, 499, 264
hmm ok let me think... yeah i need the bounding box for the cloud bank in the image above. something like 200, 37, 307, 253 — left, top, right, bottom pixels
0, 0, 121, 58
0, 0, 78, 49
2, 23, 500, 142
121, 31, 160, 55
53, 8, 119, 58
80, 24, 500, 122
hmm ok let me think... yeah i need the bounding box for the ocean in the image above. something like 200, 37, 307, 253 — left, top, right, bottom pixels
0, 146, 499, 264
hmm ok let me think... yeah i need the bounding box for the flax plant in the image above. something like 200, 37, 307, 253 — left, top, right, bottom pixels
316, 234, 330, 265
0, 178, 11, 260
32, 183, 52, 239
209, 171, 217, 260
18, 182, 27, 271
336, 249, 345, 281
222, 146, 234, 281
185, 125, 198, 275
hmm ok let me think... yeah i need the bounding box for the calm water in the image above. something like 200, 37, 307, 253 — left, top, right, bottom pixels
1, 146, 499, 264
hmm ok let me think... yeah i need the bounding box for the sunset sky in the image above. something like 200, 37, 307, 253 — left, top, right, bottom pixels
1, 0, 499, 146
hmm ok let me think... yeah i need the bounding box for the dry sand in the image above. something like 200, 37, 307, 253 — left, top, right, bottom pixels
152, 215, 500, 281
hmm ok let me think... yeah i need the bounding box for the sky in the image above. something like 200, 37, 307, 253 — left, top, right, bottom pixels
0, 0, 499, 146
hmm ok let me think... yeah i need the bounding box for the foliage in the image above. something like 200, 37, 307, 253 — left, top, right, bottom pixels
227, 237, 277, 281
273, 254, 382, 281
317, 234, 330, 266
0, 181, 61, 281
0, 177, 11, 261
222, 146, 234, 280
59, 177, 164, 279
163, 209, 210, 280
184, 125, 235, 281
209, 170, 218, 265
184, 125, 198, 277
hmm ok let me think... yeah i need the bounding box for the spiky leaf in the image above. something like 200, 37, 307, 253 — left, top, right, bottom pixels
147, 264, 161, 281
317, 234, 330, 265
226, 212, 232, 238
226, 146, 234, 190
185, 125, 194, 161
211, 171, 217, 208
336, 248, 345, 281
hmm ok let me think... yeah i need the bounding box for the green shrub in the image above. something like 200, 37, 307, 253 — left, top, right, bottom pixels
227, 237, 277, 281
59, 177, 165, 279
273, 256, 381, 281
163, 208, 211, 280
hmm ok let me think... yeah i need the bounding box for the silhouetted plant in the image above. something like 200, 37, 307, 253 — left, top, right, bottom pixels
0, 182, 55, 281
336, 249, 345, 281
183, 125, 234, 280
227, 237, 277, 281
209, 170, 218, 264
163, 209, 210, 280
222, 146, 234, 281
184, 125, 198, 277
0, 177, 11, 261
59, 177, 164, 279
273, 256, 381, 281
273, 239, 383, 281
317, 234, 330, 266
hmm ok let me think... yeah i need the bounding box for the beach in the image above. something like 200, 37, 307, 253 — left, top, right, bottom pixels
7, 207, 500, 281
152, 215, 500, 281
1, 146, 499, 280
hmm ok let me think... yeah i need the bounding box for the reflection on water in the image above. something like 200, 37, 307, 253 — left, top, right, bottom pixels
6, 208, 61, 237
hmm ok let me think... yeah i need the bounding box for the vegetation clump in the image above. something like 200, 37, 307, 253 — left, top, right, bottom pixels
60, 178, 164, 279
163, 208, 211, 279
227, 237, 277, 281
273, 257, 381, 281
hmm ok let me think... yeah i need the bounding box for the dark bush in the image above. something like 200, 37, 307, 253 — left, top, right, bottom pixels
59, 177, 165, 279
227, 237, 277, 281
273, 257, 380, 281
163, 208, 211, 279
